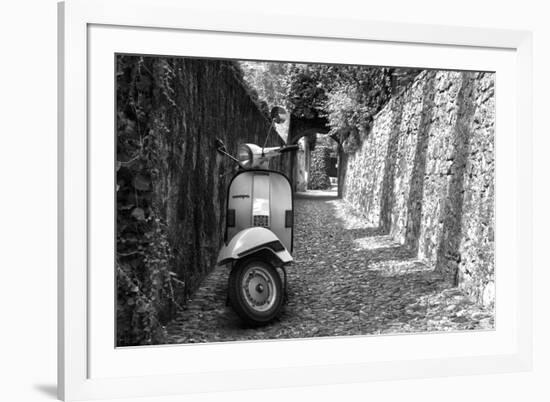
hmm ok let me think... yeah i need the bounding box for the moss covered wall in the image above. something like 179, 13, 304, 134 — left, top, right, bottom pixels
117, 56, 290, 309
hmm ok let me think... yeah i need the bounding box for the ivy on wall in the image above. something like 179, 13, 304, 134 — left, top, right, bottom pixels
115, 55, 289, 346
116, 56, 185, 346
308, 146, 332, 190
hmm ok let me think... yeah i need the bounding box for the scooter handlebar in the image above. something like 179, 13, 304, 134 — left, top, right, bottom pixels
278, 144, 299, 153
237, 143, 300, 169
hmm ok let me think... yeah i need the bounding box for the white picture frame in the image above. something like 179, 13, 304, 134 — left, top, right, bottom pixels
58, 0, 533, 400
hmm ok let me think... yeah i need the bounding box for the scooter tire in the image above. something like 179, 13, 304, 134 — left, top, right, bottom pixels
228, 258, 283, 327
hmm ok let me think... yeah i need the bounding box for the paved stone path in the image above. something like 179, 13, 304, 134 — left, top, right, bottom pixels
166, 196, 494, 344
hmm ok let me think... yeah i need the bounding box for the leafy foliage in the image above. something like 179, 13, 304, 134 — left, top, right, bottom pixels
116, 56, 285, 346
116, 56, 184, 346
240, 61, 420, 152
308, 146, 332, 190
239, 62, 292, 112
286, 65, 328, 120
286, 64, 395, 151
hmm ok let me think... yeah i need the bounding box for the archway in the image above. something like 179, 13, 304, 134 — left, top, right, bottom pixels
294, 133, 341, 197
287, 115, 344, 198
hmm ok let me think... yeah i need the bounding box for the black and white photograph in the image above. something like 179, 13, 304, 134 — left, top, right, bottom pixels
116, 55, 495, 346
5, 0, 550, 400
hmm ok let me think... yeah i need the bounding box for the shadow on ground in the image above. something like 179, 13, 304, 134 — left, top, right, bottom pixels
164, 197, 494, 344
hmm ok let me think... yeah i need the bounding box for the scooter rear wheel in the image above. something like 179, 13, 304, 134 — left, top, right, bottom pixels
228, 258, 283, 326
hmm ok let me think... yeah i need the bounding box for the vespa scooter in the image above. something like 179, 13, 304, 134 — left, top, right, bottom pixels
215, 107, 298, 326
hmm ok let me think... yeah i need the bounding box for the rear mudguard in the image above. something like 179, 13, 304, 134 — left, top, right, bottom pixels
217, 227, 292, 266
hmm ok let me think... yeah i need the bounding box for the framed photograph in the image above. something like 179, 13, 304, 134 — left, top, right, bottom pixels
58, 0, 533, 400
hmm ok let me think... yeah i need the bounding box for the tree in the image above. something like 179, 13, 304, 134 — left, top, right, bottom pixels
238, 61, 421, 152
239, 61, 291, 111
285, 64, 421, 152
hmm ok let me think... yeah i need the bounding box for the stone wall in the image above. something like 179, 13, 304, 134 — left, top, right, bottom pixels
118, 56, 290, 301
341, 70, 495, 307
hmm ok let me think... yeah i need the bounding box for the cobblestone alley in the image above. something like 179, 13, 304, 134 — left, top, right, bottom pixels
166, 195, 494, 344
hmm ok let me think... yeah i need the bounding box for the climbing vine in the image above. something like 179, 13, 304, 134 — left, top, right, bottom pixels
116, 55, 184, 346
308, 146, 332, 190
116, 55, 285, 345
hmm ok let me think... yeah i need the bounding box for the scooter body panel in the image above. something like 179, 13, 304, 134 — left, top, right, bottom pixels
225, 170, 293, 253
217, 227, 292, 266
